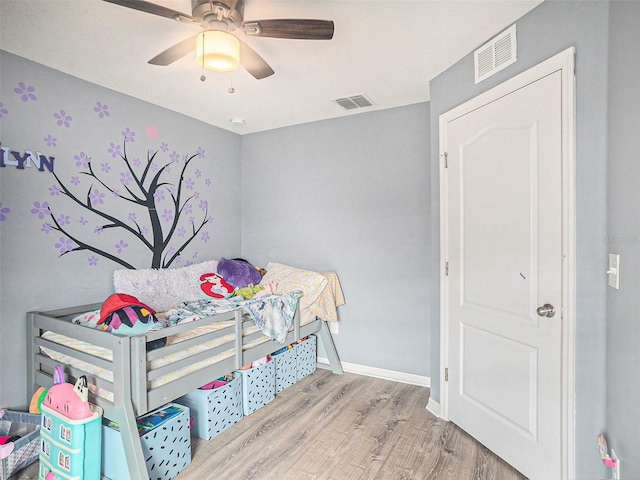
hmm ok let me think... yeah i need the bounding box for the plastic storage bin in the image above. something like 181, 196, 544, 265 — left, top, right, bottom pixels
101, 404, 191, 480
295, 335, 317, 381
236, 360, 275, 416
0, 410, 41, 480
176, 374, 243, 440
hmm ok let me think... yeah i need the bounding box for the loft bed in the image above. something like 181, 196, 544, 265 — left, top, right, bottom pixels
26, 262, 344, 480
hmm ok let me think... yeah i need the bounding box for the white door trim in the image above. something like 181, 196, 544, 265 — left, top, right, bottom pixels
438, 46, 576, 480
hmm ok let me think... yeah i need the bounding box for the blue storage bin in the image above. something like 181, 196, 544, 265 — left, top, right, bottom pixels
101, 403, 190, 480
39, 404, 102, 480
295, 335, 317, 381
176, 374, 243, 440
236, 360, 275, 416
272, 347, 297, 393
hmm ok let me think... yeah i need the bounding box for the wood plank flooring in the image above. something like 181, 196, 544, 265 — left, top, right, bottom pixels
13, 369, 526, 480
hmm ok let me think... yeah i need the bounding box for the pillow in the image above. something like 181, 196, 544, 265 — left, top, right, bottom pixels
113, 260, 219, 311
199, 272, 234, 299
217, 258, 262, 289
261, 262, 328, 310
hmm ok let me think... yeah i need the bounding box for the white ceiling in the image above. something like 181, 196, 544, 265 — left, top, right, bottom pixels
0, 0, 543, 134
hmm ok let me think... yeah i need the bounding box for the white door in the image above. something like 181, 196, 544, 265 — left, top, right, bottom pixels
441, 50, 575, 480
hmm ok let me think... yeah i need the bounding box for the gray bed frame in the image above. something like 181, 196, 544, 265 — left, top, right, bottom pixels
27, 302, 343, 480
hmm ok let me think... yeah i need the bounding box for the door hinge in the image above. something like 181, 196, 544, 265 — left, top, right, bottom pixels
445, 368, 449, 382
445, 261, 449, 276
442, 151, 448, 168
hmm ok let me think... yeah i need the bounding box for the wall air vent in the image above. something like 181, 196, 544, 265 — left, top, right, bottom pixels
333, 94, 374, 111
474, 24, 517, 84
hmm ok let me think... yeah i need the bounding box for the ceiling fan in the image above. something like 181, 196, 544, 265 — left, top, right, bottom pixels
102, 0, 335, 79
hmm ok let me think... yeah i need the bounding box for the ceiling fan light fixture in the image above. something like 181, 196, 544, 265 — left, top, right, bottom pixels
196, 30, 240, 72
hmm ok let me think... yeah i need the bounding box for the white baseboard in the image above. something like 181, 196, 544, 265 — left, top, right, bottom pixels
317, 357, 430, 387
426, 397, 441, 418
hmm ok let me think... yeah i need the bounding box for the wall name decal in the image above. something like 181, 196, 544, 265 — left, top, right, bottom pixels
0, 146, 55, 172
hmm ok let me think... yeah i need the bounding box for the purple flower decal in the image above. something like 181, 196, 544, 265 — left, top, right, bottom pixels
43, 134, 57, 147
196, 147, 205, 159
88, 256, 99, 266
192, 251, 199, 259
132, 158, 142, 168
183, 203, 193, 215
94, 225, 104, 235
185, 178, 195, 190
177, 226, 186, 237
14, 82, 36, 102
160, 142, 169, 152
41, 223, 52, 234
71, 176, 80, 186
154, 189, 165, 202
90, 188, 105, 205
49, 185, 61, 196
162, 208, 173, 222
195, 169, 202, 178
167, 246, 177, 256
151, 163, 159, 173
201, 231, 210, 243
112, 189, 120, 197
54, 110, 72, 127
115, 240, 128, 254
199, 199, 208, 211
128, 212, 137, 222
120, 171, 133, 185
79, 217, 88, 226
0, 203, 10, 221
170, 151, 180, 164
94, 101, 109, 118
55, 236, 73, 254
74, 152, 90, 169
0, 102, 8, 118
107, 142, 122, 159
122, 127, 136, 143
57, 214, 70, 226
31, 201, 51, 219
205, 178, 211, 186
189, 216, 195, 225
140, 226, 149, 236
101, 162, 111, 173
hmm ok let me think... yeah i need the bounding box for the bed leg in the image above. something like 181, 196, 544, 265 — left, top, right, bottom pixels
318, 321, 343, 375
117, 401, 149, 480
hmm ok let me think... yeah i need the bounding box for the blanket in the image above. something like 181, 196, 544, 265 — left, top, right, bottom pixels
164, 291, 302, 344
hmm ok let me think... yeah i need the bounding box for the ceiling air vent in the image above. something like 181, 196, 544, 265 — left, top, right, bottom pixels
474, 25, 517, 84
333, 94, 374, 111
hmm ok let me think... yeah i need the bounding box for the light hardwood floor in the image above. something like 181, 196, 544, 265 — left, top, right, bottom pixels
14, 369, 526, 480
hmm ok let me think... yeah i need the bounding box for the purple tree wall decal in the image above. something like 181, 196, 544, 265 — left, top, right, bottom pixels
42, 142, 209, 269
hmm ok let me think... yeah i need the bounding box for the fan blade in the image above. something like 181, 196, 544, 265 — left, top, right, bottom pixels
102, 0, 194, 23
239, 41, 274, 79
148, 35, 197, 66
242, 19, 334, 40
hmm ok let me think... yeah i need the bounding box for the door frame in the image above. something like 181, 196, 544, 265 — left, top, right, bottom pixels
438, 47, 576, 480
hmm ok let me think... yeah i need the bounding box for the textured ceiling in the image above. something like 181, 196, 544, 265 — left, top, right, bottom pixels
0, 0, 543, 134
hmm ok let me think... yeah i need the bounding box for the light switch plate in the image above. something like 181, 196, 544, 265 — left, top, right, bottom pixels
608, 253, 620, 289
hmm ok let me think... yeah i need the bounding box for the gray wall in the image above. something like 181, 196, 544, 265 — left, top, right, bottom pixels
429, 1, 610, 477
606, 1, 640, 478
0, 51, 243, 408
241, 104, 431, 376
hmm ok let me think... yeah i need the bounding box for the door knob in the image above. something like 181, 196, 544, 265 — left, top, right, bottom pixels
537, 304, 556, 318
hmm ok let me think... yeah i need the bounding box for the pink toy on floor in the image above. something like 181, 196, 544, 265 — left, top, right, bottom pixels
42, 365, 93, 421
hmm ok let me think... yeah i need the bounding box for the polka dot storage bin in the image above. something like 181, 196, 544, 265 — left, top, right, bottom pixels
295, 335, 317, 381
235, 360, 275, 416
176, 374, 243, 440
272, 346, 297, 393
